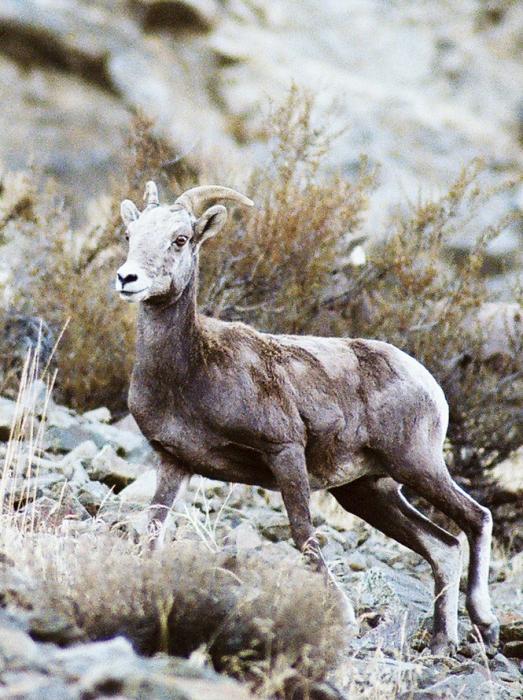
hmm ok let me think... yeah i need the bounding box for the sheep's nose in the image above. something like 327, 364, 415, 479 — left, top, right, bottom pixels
117, 272, 138, 287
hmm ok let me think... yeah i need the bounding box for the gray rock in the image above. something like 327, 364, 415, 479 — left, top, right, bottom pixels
16, 492, 90, 526
89, 444, 144, 489
49, 636, 136, 678
27, 609, 83, 647
355, 566, 433, 653
112, 414, 154, 463
410, 665, 514, 700
3, 472, 65, 504
45, 419, 147, 457
57, 441, 98, 478
77, 479, 112, 514
347, 551, 368, 572
500, 620, 523, 644
256, 513, 291, 542
46, 404, 81, 430
118, 468, 156, 504
48, 636, 253, 699
83, 422, 145, 456
65, 461, 90, 488
44, 425, 94, 454
228, 522, 263, 551
80, 406, 111, 424
113, 413, 142, 434
0, 621, 41, 669
17, 379, 49, 417
0, 673, 75, 700
0, 396, 17, 441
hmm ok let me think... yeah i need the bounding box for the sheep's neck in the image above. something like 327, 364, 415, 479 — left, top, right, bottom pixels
135, 270, 202, 382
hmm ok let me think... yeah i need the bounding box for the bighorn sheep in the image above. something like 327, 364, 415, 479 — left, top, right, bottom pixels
116, 181, 499, 654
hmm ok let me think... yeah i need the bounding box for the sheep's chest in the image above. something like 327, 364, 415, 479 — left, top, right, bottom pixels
128, 380, 217, 465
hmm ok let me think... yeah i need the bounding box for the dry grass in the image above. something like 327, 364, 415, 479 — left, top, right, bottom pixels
37, 535, 345, 694
0, 517, 347, 698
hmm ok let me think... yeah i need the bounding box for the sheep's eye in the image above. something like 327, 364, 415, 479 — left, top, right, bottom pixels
174, 235, 188, 248
125, 232, 130, 241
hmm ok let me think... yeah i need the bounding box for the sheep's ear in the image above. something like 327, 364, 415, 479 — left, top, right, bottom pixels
194, 205, 227, 247
120, 200, 140, 226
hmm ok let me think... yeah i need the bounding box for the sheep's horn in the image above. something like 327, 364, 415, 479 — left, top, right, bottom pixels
174, 186, 253, 216
144, 181, 159, 208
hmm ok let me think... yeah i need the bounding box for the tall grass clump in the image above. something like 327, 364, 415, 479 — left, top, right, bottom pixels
0, 338, 56, 532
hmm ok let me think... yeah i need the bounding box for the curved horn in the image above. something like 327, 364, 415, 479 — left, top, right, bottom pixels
174, 186, 253, 216
144, 180, 159, 208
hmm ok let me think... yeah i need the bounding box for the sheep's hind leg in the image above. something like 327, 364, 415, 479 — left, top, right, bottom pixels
330, 475, 462, 655
387, 452, 499, 647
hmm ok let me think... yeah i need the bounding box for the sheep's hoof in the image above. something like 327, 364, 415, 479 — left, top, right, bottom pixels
430, 634, 457, 657
477, 620, 500, 648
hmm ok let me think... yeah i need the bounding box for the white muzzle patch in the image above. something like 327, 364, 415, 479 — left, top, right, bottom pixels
115, 262, 151, 301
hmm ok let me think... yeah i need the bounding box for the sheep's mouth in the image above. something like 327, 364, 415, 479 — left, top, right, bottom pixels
119, 288, 148, 299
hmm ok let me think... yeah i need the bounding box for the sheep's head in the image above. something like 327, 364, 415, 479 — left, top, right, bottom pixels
116, 182, 253, 303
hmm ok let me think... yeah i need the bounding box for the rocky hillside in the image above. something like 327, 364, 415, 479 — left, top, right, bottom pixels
0, 0, 522, 285
0, 385, 522, 698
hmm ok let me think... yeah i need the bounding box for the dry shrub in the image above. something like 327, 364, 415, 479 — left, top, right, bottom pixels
199, 86, 375, 332
0, 115, 178, 412
16, 532, 346, 696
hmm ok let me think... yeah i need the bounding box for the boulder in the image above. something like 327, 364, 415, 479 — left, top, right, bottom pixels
354, 566, 433, 653
80, 406, 111, 424
0, 396, 17, 441
490, 446, 523, 498
89, 445, 144, 490
118, 468, 157, 504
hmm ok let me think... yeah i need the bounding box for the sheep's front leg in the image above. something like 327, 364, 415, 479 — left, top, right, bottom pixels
149, 450, 188, 531
267, 444, 325, 572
